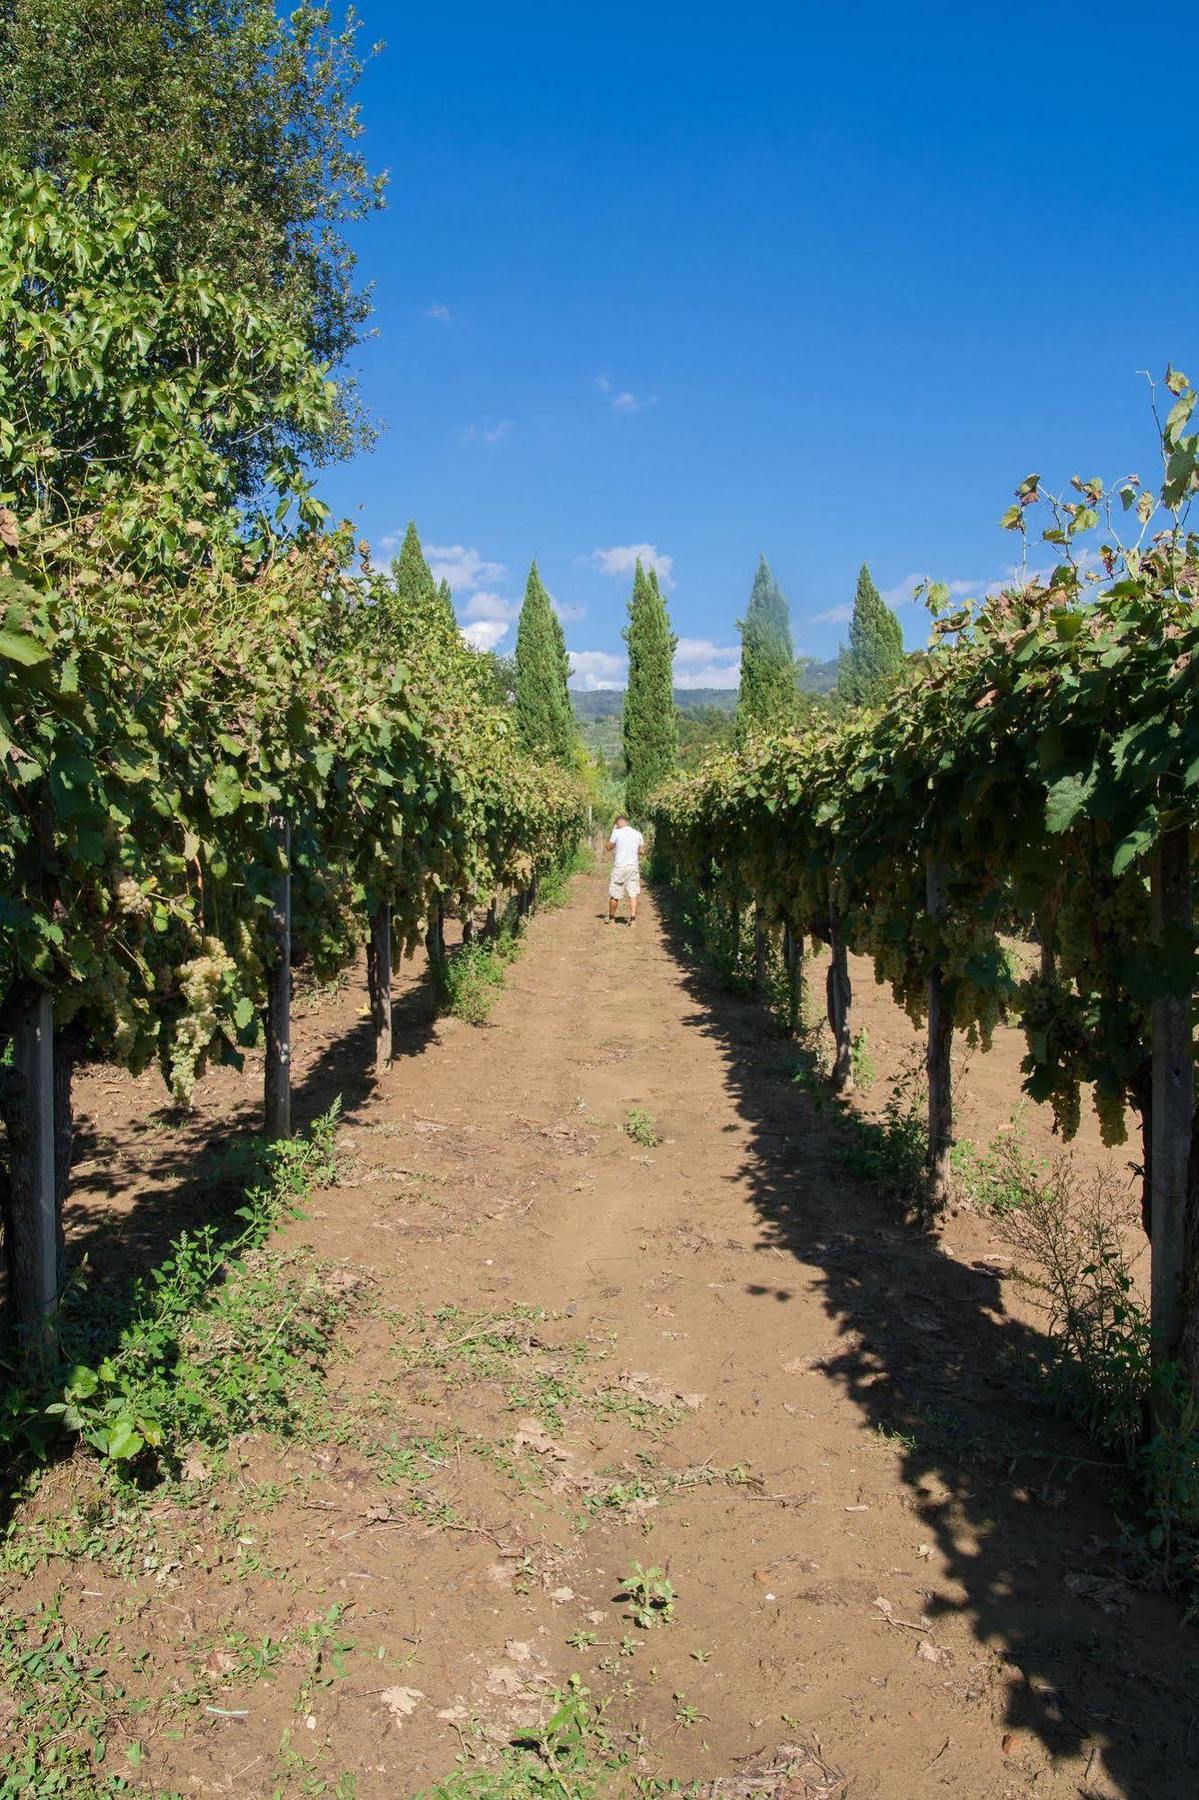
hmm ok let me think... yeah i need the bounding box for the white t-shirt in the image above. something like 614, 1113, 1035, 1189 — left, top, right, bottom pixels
609, 824, 644, 868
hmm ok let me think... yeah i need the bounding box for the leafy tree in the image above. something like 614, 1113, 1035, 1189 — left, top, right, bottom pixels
677, 704, 735, 771
480, 652, 518, 708
837, 564, 904, 705
0, 161, 332, 547
515, 562, 574, 762
0, 0, 384, 480
736, 555, 798, 740
622, 560, 678, 816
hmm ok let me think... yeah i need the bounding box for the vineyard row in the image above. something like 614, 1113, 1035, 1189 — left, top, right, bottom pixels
1, 513, 587, 1361
651, 403, 1199, 1392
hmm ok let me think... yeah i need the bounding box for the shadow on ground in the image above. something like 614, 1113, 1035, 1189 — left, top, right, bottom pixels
60, 953, 440, 1295
655, 888, 1196, 1800
0, 947, 444, 1522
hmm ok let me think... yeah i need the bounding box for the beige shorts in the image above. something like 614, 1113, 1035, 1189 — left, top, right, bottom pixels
609, 863, 641, 900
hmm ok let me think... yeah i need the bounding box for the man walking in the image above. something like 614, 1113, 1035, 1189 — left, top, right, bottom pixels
606, 814, 645, 926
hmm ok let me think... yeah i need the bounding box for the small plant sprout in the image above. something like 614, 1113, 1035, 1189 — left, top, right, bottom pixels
690, 1647, 712, 1663
617, 1562, 676, 1628
622, 1108, 660, 1148
673, 1692, 703, 1729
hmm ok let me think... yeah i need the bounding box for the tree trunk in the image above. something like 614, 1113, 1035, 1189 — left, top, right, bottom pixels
486, 897, 498, 940
425, 902, 447, 984
925, 851, 954, 1214
462, 913, 476, 947
1150, 827, 1193, 1373
367, 902, 392, 1071
1182, 1106, 1199, 1398
784, 921, 804, 1036
826, 908, 853, 1092
2, 985, 57, 1365
753, 907, 768, 990
264, 813, 291, 1142
53, 1021, 84, 1287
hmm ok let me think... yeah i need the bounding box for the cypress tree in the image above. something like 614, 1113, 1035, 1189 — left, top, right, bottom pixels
735, 555, 797, 741
515, 561, 574, 762
837, 563, 904, 706
388, 522, 458, 651
622, 560, 678, 818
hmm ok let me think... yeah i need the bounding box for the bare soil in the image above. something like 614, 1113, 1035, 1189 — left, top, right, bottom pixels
3, 868, 1191, 1799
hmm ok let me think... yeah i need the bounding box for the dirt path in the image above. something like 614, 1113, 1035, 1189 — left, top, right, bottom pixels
6, 869, 1194, 1799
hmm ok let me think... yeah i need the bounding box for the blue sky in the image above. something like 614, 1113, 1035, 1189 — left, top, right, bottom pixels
318, 1, 1195, 688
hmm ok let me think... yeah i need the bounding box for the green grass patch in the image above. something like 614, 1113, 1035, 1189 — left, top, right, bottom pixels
1, 1105, 345, 1490
414, 1678, 696, 1798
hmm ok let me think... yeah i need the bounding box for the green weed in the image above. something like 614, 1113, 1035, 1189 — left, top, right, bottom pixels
442, 938, 513, 1024
1000, 1166, 1199, 1588
617, 1563, 676, 1629
539, 844, 596, 908
951, 1128, 1043, 1214
850, 1028, 875, 1090
413, 1677, 692, 1798
837, 1066, 928, 1215
622, 1109, 659, 1148
2, 1106, 344, 1486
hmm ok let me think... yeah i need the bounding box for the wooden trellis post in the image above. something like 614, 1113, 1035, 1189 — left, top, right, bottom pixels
925, 849, 954, 1211
783, 920, 805, 1036
6, 987, 58, 1363
367, 902, 392, 1070
753, 906, 768, 990
426, 901, 447, 985
826, 906, 853, 1091
264, 813, 292, 1141
1150, 826, 1193, 1370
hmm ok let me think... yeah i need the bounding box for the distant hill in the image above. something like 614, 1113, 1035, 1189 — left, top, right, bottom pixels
800, 656, 840, 696
569, 661, 840, 721
570, 686, 736, 721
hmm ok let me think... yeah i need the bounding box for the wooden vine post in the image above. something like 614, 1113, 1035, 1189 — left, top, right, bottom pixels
783, 920, 804, 1036
1149, 825, 1193, 1373
925, 849, 954, 1212
753, 906, 769, 990
264, 812, 292, 1141
5, 986, 58, 1364
426, 900, 447, 990
367, 902, 392, 1071
826, 904, 853, 1091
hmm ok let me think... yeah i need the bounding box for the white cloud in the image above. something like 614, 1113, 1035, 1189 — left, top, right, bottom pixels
460, 419, 513, 444
594, 373, 656, 413
811, 604, 854, 625
568, 649, 626, 691
461, 619, 509, 652
425, 545, 507, 594
675, 661, 740, 690
589, 543, 676, 588
675, 636, 737, 668
425, 302, 452, 323
462, 590, 518, 624
553, 598, 587, 624
674, 639, 740, 690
